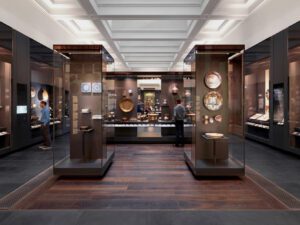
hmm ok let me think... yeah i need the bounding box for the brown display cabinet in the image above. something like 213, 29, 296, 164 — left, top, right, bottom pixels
53, 45, 115, 176
184, 45, 245, 177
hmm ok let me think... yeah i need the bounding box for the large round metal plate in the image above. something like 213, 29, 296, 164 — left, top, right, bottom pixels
119, 98, 134, 113
203, 91, 223, 111
204, 71, 222, 89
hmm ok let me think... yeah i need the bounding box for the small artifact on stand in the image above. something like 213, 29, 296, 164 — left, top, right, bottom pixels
148, 113, 158, 122
172, 86, 178, 95
203, 115, 209, 125
204, 132, 224, 139
215, 115, 222, 123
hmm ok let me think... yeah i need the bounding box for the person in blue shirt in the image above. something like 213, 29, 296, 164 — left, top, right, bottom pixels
39, 101, 51, 149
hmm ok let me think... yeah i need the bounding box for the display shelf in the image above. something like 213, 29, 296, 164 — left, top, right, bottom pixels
104, 123, 194, 128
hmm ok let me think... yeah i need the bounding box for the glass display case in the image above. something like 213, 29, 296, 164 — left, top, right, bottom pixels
244, 39, 271, 140
102, 72, 195, 143
183, 45, 245, 177
53, 45, 115, 177
288, 22, 300, 149
30, 40, 55, 139
0, 23, 12, 152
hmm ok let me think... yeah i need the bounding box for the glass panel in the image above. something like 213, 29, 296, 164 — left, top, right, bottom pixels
52, 45, 114, 176
288, 22, 300, 149
183, 49, 196, 166
228, 54, 244, 136
102, 47, 115, 156
0, 23, 12, 152
244, 39, 271, 140
30, 39, 55, 146
53, 51, 69, 164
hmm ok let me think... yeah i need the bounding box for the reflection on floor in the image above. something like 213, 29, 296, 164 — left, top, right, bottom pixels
19, 144, 286, 210
0, 136, 68, 199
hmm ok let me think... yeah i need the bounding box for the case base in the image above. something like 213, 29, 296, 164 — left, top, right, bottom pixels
54, 150, 114, 177
184, 151, 245, 177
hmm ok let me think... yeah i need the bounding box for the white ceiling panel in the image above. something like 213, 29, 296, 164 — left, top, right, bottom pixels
33, 0, 266, 71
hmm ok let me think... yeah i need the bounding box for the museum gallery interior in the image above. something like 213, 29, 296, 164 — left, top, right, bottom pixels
0, 0, 299, 224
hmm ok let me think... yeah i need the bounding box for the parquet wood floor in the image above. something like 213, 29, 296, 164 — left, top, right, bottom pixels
22, 145, 286, 210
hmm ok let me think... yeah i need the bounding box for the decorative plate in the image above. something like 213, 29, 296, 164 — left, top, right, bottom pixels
203, 91, 223, 111
81, 82, 92, 93
92, 82, 102, 93
204, 71, 222, 89
119, 98, 134, 113
205, 133, 224, 138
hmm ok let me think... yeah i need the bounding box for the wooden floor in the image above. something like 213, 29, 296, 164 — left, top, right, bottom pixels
21, 145, 286, 210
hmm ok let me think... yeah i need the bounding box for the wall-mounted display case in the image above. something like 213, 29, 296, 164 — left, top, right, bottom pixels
243, 21, 300, 156
0, 23, 12, 152
288, 22, 300, 150
184, 45, 245, 177
244, 39, 271, 141
53, 45, 115, 177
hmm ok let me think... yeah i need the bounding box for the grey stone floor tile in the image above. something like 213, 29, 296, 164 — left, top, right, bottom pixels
0, 211, 82, 225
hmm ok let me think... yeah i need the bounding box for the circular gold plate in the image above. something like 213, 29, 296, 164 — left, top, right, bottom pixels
119, 98, 134, 113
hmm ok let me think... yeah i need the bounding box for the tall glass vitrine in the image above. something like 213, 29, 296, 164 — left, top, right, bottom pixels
184, 45, 245, 177
53, 45, 115, 176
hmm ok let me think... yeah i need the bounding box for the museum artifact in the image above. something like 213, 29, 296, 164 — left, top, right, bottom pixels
215, 115, 222, 123
37, 88, 49, 101
92, 82, 102, 93
119, 98, 134, 113
204, 71, 222, 89
204, 132, 224, 139
31, 87, 36, 98
203, 91, 223, 111
81, 82, 92, 93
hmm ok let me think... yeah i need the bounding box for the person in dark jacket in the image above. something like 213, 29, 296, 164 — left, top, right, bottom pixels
173, 99, 186, 147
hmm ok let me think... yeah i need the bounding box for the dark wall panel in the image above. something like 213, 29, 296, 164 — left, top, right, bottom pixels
12, 31, 31, 150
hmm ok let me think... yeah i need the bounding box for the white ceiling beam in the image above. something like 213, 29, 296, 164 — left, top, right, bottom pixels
124, 56, 175, 62
119, 46, 179, 53
118, 41, 182, 47
78, 0, 128, 70
171, 0, 222, 69
52, 14, 247, 20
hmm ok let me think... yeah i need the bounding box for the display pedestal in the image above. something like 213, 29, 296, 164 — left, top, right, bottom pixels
53, 150, 114, 177
184, 151, 244, 177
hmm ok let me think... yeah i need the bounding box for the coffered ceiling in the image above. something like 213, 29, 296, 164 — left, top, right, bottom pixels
33, 0, 265, 71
